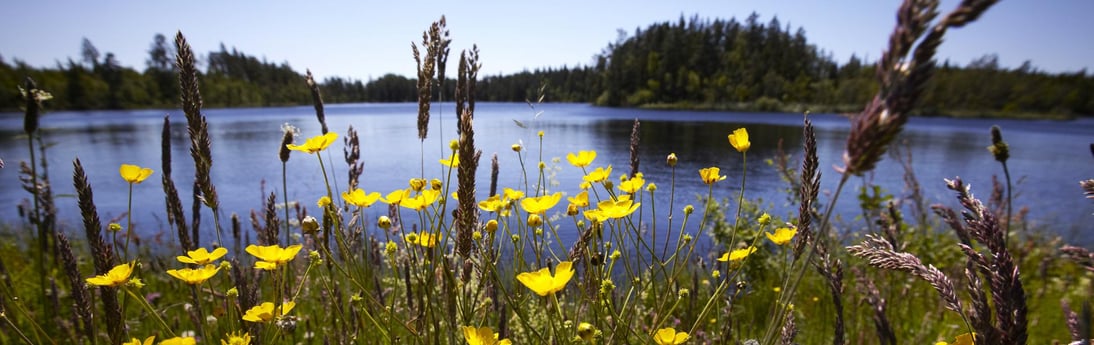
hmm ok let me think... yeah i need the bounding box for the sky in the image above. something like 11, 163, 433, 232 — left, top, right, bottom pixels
2, 0, 1092, 81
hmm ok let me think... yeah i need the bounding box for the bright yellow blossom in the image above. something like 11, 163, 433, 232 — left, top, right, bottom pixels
717, 246, 757, 262
317, 195, 331, 208
503, 188, 524, 201
566, 150, 597, 168
177, 247, 228, 265
119, 164, 154, 184
381, 189, 408, 205
409, 178, 427, 191
401, 189, 440, 211
439, 154, 460, 168
86, 262, 134, 287
220, 331, 252, 345
765, 227, 797, 246
699, 167, 726, 185
728, 128, 750, 153
342, 188, 381, 208
166, 264, 220, 285
463, 326, 512, 345
618, 174, 645, 193
242, 301, 296, 323
520, 192, 562, 214
478, 195, 504, 213
246, 244, 302, 270
527, 214, 543, 227
286, 132, 337, 154
596, 196, 640, 219
568, 190, 589, 208
158, 337, 197, 345
653, 327, 690, 345
122, 336, 155, 345
405, 232, 439, 248
517, 261, 574, 297
583, 166, 612, 183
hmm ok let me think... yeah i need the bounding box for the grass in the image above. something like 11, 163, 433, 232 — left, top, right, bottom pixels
2, 3, 1093, 344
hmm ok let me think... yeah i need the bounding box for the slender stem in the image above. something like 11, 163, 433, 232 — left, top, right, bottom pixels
124, 184, 134, 260
1002, 162, 1013, 247
283, 162, 291, 246
124, 287, 174, 336
27, 134, 46, 317
1, 311, 36, 345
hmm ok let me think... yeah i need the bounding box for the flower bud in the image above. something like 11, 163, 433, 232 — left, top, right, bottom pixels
302, 216, 320, 234
683, 204, 694, 215
567, 203, 579, 216
666, 153, 678, 167
511, 143, 522, 152
376, 216, 392, 230
385, 241, 397, 255
485, 219, 498, 233
527, 214, 543, 227
449, 139, 459, 151
108, 223, 122, 233
430, 178, 442, 191
409, 178, 426, 192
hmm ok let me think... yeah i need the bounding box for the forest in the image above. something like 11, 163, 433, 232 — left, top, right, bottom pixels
1, 15, 1092, 118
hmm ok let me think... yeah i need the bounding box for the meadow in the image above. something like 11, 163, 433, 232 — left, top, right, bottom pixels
2, 1, 1093, 344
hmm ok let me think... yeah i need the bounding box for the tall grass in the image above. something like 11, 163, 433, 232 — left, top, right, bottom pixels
0, 2, 1092, 345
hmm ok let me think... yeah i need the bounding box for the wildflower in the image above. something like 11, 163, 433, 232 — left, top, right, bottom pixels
127, 277, 145, 289
158, 337, 197, 345
439, 154, 460, 168
430, 178, 442, 190
473, 231, 483, 241
647, 183, 657, 192
177, 247, 228, 265
568, 190, 589, 208
285, 132, 337, 154
728, 128, 750, 153
666, 153, 678, 167
583, 209, 608, 223
699, 167, 726, 185
653, 327, 690, 345
511, 143, 522, 152
484, 219, 500, 232
301, 216, 320, 234
596, 196, 640, 219
242, 301, 296, 323
462, 326, 512, 345
765, 227, 797, 246
600, 279, 615, 294
683, 204, 694, 215
677, 288, 689, 298
381, 189, 407, 205
502, 188, 525, 201
538, 130, 544, 138
517, 261, 575, 297
712, 270, 721, 279
405, 232, 439, 248
520, 192, 562, 214
221, 331, 252, 345
409, 178, 427, 191
758, 213, 771, 226
566, 150, 597, 168
119, 164, 154, 184
246, 244, 303, 270
527, 214, 543, 227
577, 322, 596, 342
717, 246, 757, 262
936, 333, 977, 345
401, 189, 440, 211
86, 262, 134, 287
122, 336, 155, 345
166, 264, 220, 285
226, 287, 238, 297
108, 223, 123, 232
618, 174, 645, 194
342, 188, 381, 208
583, 166, 612, 183
610, 250, 621, 260
385, 241, 397, 255
449, 139, 459, 151
377, 216, 392, 230
567, 203, 579, 216
317, 196, 331, 208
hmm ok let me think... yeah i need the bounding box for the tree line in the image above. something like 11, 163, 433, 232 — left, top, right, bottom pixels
2, 17, 1092, 117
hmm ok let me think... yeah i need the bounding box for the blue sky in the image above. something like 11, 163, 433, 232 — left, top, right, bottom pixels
2, 0, 1091, 81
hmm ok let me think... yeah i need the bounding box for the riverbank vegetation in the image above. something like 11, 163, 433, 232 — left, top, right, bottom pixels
3, 1, 1094, 344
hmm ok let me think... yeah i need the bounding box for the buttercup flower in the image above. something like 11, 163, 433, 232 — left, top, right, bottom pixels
86, 262, 134, 287
485, 219, 498, 232
286, 132, 337, 154
653, 327, 690, 345
462, 326, 512, 345
699, 167, 726, 185
430, 178, 443, 190
158, 337, 197, 345
400, 189, 440, 211
568, 190, 589, 208
520, 192, 562, 214
503, 188, 525, 201
527, 214, 543, 227
166, 264, 220, 285
566, 150, 597, 168
596, 196, 640, 219
177, 247, 228, 265
122, 336, 155, 345
478, 195, 504, 213
246, 244, 303, 270
517, 261, 575, 296
439, 154, 460, 168
381, 189, 408, 205
618, 174, 646, 194
666, 153, 678, 166
220, 331, 252, 345
242, 301, 296, 323
405, 232, 439, 248
342, 188, 381, 208
377, 216, 392, 230
583, 166, 613, 184
317, 195, 332, 208
577, 322, 596, 342
409, 178, 427, 192
765, 227, 797, 246
119, 164, 154, 184
717, 246, 757, 262
728, 127, 750, 153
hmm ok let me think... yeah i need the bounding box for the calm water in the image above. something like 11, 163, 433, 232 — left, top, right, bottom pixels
1, 103, 1091, 247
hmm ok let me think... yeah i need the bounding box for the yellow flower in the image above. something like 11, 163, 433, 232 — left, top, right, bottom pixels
377, 216, 392, 230
158, 337, 196, 345
286, 132, 337, 154
381, 189, 408, 205
430, 178, 443, 190
520, 192, 562, 214
405, 232, 439, 248
485, 219, 498, 232
342, 188, 381, 208
653, 327, 690, 345
317, 195, 331, 208
666, 153, 678, 166
699, 167, 726, 185
439, 154, 460, 168
242, 301, 296, 323
566, 150, 597, 168
166, 264, 220, 285
86, 262, 134, 287
568, 190, 589, 208
527, 214, 543, 227
409, 178, 427, 191
122, 336, 155, 345
462, 326, 512, 345
220, 331, 252, 345
583, 166, 612, 184
478, 195, 504, 213
511, 143, 522, 152
596, 196, 640, 219
246, 244, 302, 270
577, 322, 596, 342
517, 261, 574, 296
401, 189, 440, 211
119, 164, 154, 184
728, 127, 750, 153
618, 174, 645, 194
502, 188, 524, 201
717, 246, 757, 262
765, 227, 797, 246
176, 247, 228, 265
583, 209, 608, 223
758, 213, 772, 226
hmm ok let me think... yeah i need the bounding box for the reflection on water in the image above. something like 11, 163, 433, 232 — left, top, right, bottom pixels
1, 103, 1091, 248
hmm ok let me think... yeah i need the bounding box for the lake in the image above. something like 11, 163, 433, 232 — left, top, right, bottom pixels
1, 102, 1091, 247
